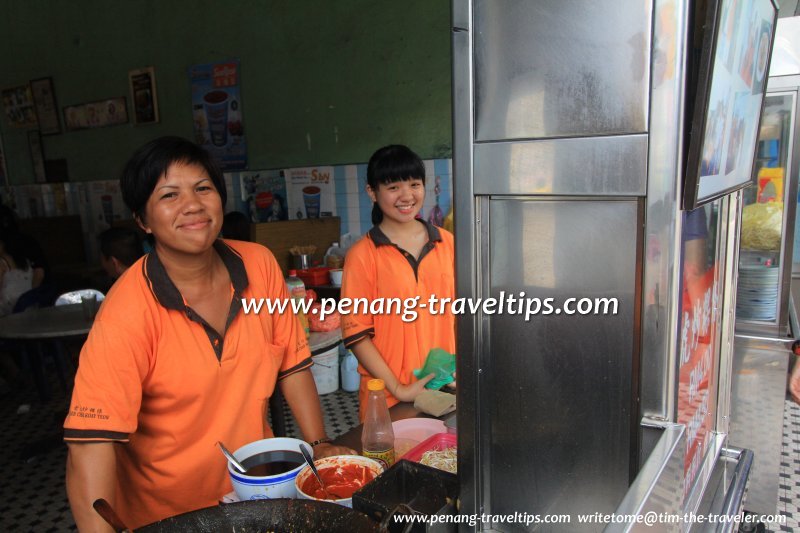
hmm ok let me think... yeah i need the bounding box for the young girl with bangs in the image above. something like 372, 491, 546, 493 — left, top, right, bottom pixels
341, 145, 456, 420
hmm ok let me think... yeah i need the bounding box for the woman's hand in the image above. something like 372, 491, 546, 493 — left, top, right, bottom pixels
313, 442, 355, 458
392, 373, 435, 402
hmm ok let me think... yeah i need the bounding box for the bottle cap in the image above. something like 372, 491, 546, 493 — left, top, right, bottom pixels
288, 269, 297, 276
367, 378, 385, 391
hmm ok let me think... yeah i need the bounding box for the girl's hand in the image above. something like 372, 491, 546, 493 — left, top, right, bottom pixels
445, 372, 457, 391
313, 442, 355, 458
393, 373, 435, 402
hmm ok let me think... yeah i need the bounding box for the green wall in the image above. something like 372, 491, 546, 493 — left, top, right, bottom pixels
0, 0, 452, 185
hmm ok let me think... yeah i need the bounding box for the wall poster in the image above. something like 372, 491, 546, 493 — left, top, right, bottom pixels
30, 77, 61, 134
2, 84, 38, 128
284, 167, 336, 220
188, 60, 247, 170
129, 67, 159, 125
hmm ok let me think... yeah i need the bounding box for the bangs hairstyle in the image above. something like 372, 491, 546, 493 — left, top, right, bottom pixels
366, 145, 425, 225
120, 136, 226, 221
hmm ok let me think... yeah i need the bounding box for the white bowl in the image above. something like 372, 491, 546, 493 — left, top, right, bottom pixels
295, 455, 383, 508
228, 437, 309, 501
329, 268, 343, 286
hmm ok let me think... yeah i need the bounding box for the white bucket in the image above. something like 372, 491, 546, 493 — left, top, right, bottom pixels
311, 346, 339, 395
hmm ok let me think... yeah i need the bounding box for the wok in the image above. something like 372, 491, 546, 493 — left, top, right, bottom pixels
136, 498, 380, 533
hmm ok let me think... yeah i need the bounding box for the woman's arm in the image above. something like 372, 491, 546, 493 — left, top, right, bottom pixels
66, 442, 117, 533
350, 337, 433, 402
279, 369, 354, 457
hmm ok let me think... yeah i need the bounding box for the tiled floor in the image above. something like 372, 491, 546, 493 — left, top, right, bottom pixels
771, 399, 800, 532
2, 363, 800, 532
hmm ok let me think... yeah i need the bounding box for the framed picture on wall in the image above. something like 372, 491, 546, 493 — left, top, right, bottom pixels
63, 97, 128, 131
30, 77, 61, 135
129, 67, 159, 125
27, 130, 46, 183
2, 84, 38, 128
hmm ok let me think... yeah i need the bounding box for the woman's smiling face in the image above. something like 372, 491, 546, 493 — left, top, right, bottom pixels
138, 161, 223, 256
368, 178, 425, 225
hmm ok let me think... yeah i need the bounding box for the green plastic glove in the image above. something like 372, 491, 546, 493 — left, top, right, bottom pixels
413, 348, 456, 390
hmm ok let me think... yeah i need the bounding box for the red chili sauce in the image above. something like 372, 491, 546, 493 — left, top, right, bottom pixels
300, 463, 377, 500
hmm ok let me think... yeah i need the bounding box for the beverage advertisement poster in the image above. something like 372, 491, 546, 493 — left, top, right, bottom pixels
676, 206, 721, 503
188, 60, 246, 171
239, 171, 289, 223
284, 167, 336, 220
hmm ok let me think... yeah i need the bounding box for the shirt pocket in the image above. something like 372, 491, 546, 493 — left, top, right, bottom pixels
249, 342, 285, 401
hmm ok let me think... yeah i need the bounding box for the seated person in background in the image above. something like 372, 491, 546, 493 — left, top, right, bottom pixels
222, 210, 251, 241
99, 227, 144, 280
342, 145, 456, 420
0, 230, 36, 393
0, 204, 49, 289
0, 230, 35, 316
64, 136, 351, 530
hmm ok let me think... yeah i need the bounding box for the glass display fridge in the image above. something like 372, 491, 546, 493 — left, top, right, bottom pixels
735, 90, 799, 334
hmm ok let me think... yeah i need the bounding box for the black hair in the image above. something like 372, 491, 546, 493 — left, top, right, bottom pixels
0, 230, 31, 270
99, 227, 144, 268
222, 211, 251, 242
0, 204, 19, 234
120, 136, 226, 222
366, 145, 425, 225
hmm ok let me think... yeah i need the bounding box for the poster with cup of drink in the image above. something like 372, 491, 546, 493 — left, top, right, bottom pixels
284, 167, 337, 220
188, 60, 247, 170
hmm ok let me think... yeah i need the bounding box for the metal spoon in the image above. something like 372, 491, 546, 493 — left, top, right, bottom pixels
299, 442, 332, 499
93, 498, 132, 532
217, 441, 247, 474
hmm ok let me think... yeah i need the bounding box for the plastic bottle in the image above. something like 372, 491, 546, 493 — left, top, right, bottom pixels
324, 241, 346, 268
286, 270, 310, 338
361, 379, 395, 469
340, 351, 360, 392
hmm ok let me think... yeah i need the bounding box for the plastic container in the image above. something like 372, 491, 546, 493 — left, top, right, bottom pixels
286, 270, 309, 338
324, 242, 346, 269
391, 418, 447, 458
361, 379, 395, 469
329, 268, 343, 286
311, 346, 339, 395
296, 267, 330, 287
402, 432, 457, 465
340, 351, 360, 392
352, 460, 458, 520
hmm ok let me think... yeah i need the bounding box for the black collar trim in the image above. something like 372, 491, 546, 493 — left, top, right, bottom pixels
367, 220, 442, 247
144, 240, 249, 311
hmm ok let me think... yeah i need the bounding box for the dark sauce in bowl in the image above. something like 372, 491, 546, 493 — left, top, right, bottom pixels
239, 450, 304, 477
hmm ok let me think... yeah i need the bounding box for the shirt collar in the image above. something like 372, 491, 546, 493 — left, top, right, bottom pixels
144, 239, 249, 311
368, 219, 442, 247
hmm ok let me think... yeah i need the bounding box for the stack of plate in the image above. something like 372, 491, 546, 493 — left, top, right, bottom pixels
736, 256, 779, 321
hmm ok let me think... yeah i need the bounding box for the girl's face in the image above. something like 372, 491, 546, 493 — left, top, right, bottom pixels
367, 178, 425, 225
138, 162, 223, 256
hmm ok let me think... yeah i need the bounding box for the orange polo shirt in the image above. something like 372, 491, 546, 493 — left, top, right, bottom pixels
342, 221, 455, 419
64, 240, 310, 529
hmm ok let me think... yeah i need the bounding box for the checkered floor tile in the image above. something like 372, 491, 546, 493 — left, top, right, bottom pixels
767, 399, 800, 532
